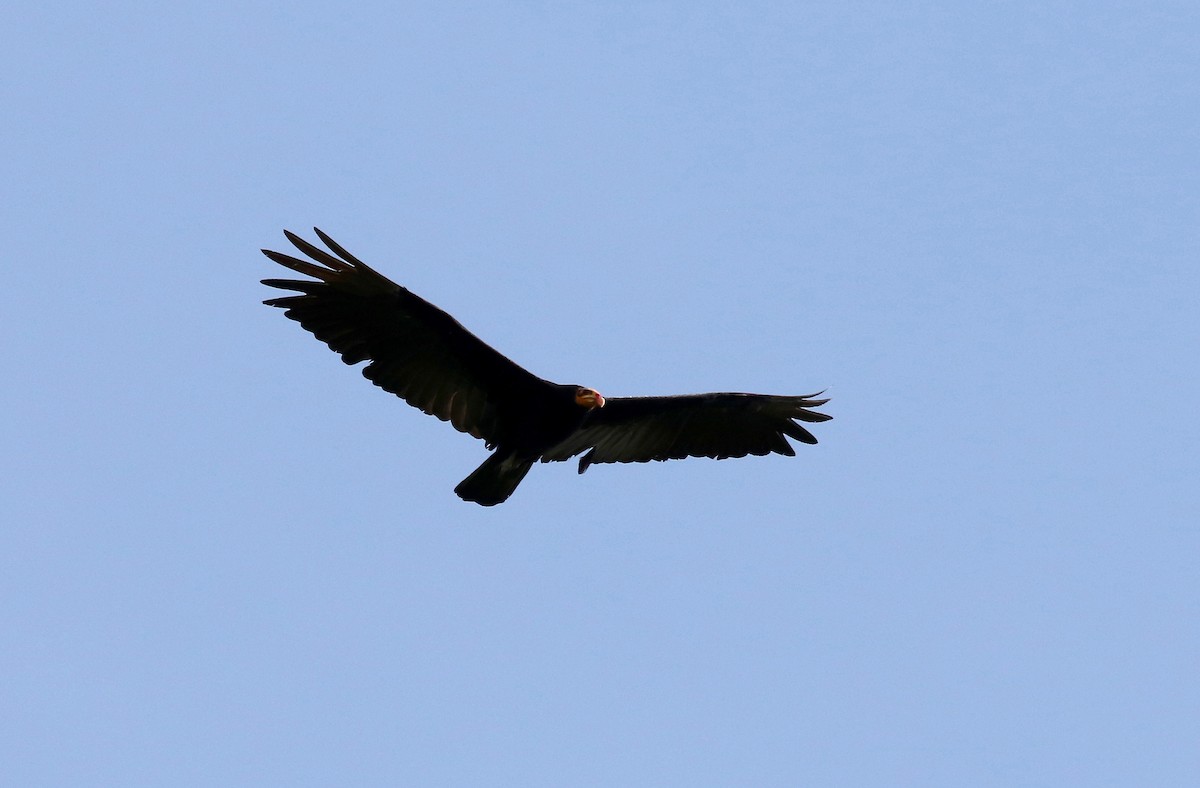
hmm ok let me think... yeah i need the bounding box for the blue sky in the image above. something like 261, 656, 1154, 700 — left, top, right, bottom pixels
4, 2, 1198, 785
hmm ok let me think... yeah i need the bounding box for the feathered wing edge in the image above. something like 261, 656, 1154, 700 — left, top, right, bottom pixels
259, 229, 546, 447
540, 392, 831, 473
262, 228, 396, 299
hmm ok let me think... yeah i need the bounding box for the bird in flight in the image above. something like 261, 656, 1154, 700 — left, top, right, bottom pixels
260, 229, 831, 506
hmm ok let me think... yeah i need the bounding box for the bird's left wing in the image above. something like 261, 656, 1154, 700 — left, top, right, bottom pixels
541, 392, 830, 472
260, 229, 548, 446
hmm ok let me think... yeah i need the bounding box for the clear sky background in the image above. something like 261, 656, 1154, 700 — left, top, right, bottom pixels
4, 2, 1198, 785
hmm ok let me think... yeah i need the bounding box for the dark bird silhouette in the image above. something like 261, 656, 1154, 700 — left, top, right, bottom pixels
260, 229, 831, 506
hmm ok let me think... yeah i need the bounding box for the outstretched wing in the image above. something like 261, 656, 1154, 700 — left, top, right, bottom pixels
260, 228, 547, 445
541, 392, 831, 472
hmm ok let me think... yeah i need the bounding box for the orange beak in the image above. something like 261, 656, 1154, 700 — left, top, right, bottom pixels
576, 388, 605, 409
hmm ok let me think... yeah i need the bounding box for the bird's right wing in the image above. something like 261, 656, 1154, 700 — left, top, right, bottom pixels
541, 392, 831, 472
260, 229, 546, 446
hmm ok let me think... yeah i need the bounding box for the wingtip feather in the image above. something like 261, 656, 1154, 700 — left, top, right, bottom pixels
313, 227, 369, 269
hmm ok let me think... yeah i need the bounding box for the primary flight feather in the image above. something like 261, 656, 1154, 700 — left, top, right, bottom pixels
260, 229, 831, 506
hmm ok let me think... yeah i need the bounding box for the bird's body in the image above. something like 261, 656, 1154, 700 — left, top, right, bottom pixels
260, 229, 830, 505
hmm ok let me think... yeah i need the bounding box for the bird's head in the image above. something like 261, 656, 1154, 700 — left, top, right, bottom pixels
574, 386, 605, 409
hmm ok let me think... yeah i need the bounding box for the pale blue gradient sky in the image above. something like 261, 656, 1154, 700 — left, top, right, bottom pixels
3, 2, 1198, 785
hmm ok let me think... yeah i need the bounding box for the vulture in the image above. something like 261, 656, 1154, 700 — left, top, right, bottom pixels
260, 229, 831, 506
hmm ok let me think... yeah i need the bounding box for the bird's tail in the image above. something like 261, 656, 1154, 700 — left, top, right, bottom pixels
454, 453, 534, 507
